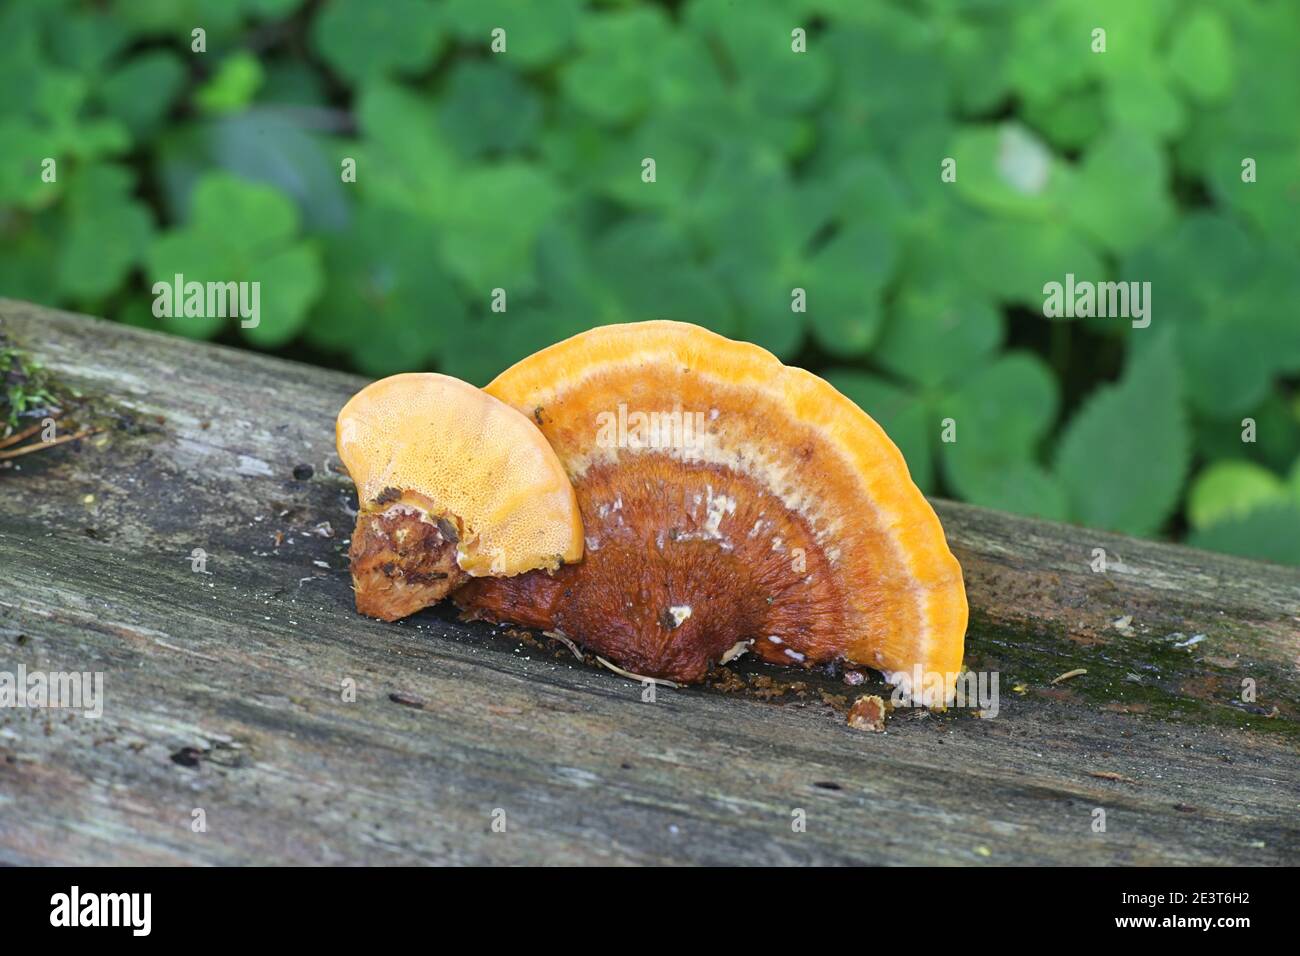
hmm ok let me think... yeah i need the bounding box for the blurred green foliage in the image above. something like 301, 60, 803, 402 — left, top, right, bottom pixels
2, 0, 1300, 564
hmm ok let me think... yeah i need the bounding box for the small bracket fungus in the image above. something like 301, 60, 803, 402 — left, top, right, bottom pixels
455, 321, 968, 703
336, 373, 583, 621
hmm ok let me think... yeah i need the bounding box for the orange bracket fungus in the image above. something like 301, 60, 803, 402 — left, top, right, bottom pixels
337, 324, 968, 707
336, 373, 583, 622
457, 321, 967, 705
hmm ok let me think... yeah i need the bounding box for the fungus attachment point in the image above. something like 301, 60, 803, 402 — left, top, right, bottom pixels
456, 321, 968, 705
336, 373, 583, 622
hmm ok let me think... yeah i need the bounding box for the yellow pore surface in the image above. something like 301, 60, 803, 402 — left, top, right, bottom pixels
336, 372, 583, 577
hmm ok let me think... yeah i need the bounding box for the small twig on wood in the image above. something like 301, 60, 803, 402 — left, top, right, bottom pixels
1050, 668, 1088, 685
542, 629, 585, 663
1089, 770, 1138, 784
595, 655, 679, 688
0, 416, 58, 450
0, 428, 98, 461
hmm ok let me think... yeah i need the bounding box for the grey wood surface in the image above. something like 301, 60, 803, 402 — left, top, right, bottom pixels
1, 299, 1296, 866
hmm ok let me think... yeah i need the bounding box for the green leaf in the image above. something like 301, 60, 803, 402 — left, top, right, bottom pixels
803, 224, 897, 357
652, 31, 728, 115
682, 161, 812, 355
586, 115, 711, 211
938, 15, 1012, 116
1176, 4, 1300, 251
1022, 86, 1105, 152
311, 0, 443, 82
1192, 394, 1300, 477
1167, 8, 1235, 104
0, 10, 46, 122
956, 217, 1105, 309
194, 51, 264, 115
438, 61, 542, 158
1087, 0, 1176, 74
942, 352, 1059, 455
946, 458, 1068, 521
245, 0, 304, 16
443, 0, 581, 67
240, 244, 324, 348
1206, 142, 1300, 256
1251, 394, 1300, 473
146, 172, 322, 345
115, 298, 167, 333
116, 0, 247, 35
308, 204, 464, 374
32, 69, 90, 126
353, 80, 458, 219
55, 164, 155, 301
443, 307, 586, 388
1055, 334, 1188, 535
1188, 502, 1300, 566
715, 264, 804, 360
820, 156, 912, 237
143, 232, 226, 340
439, 221, 606, 384
193, 170, 298, 248
1063, 129, 1173, 254
875, 281, 1003, 389
685, 0, 830, 113
436, 163, 562, 295
688, 155, 815, 263
259, 62, 330, 106
950, 123, 1063, 219
206, 110, 352, 232
561, 7, 673, 124
1008, 0, 1178, 126
825, 370, 934, 493
0, 209, 60, 304
1186, 461, 1286, 530
935, 352, 1059, 514
47, 10, 130, 75
1104, 63, 1186, 139
1122, 213, 1298, 417
98, 51, 186, 140
821, 21, 949, 165
0, 118, 60, 210
59, 118, 132, 162
1006, 3, 1094, 106
592, 218, 734, 332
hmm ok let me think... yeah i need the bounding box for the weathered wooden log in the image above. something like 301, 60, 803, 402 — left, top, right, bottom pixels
0, 299, 1296, 865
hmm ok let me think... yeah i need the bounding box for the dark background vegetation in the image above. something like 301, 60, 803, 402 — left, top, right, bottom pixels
2, 0, 1299, 563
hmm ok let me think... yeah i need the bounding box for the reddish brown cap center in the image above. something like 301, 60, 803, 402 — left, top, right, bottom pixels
458, 456, 848, 682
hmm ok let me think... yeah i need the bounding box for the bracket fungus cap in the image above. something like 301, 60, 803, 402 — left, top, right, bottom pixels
456, 321, 968, 705
336, 372, 583, 619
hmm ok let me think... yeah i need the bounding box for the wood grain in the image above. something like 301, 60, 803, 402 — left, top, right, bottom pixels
1, 300, 1296, 865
